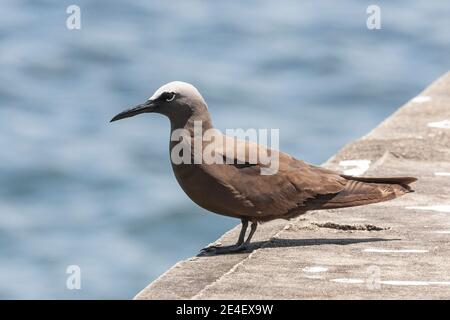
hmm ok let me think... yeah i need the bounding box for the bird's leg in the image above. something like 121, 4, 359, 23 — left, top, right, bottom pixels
241, 221, 257, 247
200, 219, 248, 254
199, 220, 259, 255
235, 219, 249, 246
215, 221, 258, 254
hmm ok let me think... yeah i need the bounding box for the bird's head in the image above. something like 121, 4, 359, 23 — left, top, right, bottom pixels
110, 81, 207, 123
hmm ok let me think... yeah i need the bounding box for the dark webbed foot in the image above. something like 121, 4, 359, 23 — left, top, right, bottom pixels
199, 243, 223, 253
198, 220, 258, 256
199, 243, 248, 255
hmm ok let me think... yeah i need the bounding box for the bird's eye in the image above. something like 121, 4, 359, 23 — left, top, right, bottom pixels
163, 92, 176, 102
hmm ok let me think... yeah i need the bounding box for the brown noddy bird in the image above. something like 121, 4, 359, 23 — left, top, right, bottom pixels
111, 81, 417, 254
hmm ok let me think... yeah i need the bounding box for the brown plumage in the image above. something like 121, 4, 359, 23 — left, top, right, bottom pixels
111, 81, 417, 254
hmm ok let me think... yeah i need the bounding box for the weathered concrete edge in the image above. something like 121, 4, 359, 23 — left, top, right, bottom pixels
134, 71, 450, 300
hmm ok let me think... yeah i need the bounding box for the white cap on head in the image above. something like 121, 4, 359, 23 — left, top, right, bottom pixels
149, 81, 205, 105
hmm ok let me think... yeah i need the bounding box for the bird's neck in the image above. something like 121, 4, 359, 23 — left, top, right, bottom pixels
168, 107, 217, 165
169, 108, 214, 135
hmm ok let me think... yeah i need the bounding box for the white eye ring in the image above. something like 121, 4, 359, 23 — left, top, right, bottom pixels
166, 93, 176, 102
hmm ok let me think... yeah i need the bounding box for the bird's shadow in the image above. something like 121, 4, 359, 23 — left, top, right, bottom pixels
197, 237, 399, 257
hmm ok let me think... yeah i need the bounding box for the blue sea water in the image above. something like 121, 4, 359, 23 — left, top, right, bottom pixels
0, 0, 449, 298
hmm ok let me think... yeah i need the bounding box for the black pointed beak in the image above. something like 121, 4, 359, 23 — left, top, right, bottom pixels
110, 100, 155, 123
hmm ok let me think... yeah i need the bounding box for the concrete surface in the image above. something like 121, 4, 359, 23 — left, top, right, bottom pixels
135, 72, 450, 299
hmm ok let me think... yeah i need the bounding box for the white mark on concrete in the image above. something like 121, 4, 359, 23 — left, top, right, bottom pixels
331, 278, 364, 284
427, 120, 450, 129
382, 281, 450, 286
363, 248, 428, 253
430, 230, 450, 234
304, 275, 324, 280
302, 266, 328, 273
380, 281, 426, 286
406, 205, 450, 213
330, 279, 450, 286
339, 160, 371, 176
435, 172, 450, 176
411, 96, 431, 103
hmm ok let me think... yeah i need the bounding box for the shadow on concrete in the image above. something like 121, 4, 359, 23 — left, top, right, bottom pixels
197, 237, 398, 256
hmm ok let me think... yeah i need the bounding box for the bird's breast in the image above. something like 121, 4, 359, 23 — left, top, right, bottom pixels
170, 162, 250, 218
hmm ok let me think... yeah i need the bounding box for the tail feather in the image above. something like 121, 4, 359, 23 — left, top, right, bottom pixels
340, 175, 417, 191
308, 175, 417, 210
